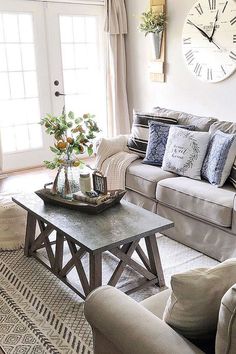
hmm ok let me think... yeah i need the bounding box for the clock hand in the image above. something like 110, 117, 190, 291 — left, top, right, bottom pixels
210, 10, 219, 39
188, 19, 223, 50
187, 20, 211, 41
211, 39, 222, 50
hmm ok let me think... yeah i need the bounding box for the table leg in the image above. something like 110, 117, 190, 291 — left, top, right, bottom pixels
24, 212, 37, 257
54, 231, 64, 273
89, 253, 102, 292
145, 234, 165, 287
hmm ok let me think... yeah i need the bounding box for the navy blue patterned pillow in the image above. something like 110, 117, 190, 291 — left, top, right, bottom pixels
143, 122, 195, 167
202, 130, 236, 187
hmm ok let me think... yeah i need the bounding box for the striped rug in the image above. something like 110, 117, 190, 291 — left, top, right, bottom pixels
0, 235, 218, 353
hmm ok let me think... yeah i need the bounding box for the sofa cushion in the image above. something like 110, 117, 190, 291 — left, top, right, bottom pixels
216, 283, 236, 354
154, 107, 218, 131
209, 120, 236, 135
209, 121, 236, 189
127, 111, 178, 157
126, 160, 176, 199
156, 177, 235, 227
163, 259, 236, 342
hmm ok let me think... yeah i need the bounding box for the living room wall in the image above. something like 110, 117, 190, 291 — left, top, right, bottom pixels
125, 0, 236, 122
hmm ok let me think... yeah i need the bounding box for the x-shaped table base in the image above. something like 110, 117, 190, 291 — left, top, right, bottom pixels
25, 212, 165, 299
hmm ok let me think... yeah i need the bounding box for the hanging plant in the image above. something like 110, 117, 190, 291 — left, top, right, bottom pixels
139, 9, 167, 36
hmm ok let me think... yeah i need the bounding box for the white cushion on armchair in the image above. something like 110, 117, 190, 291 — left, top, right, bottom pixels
85, 286, 204, 354
163, 259, 236, 341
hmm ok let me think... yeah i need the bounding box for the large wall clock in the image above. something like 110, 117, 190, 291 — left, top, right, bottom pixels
182, 0, 236, 82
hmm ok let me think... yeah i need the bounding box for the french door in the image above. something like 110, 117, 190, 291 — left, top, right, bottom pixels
0, 0, 105, 173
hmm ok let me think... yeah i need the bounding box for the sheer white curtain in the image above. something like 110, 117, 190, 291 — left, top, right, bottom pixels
105, 0, 130, 137
0, 142, 2, 175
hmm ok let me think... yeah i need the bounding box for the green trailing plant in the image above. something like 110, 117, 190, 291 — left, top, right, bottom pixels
40, 108, 100, 170
139, 9, 167, 36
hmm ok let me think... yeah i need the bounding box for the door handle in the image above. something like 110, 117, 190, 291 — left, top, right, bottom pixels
55, 91, 66, 97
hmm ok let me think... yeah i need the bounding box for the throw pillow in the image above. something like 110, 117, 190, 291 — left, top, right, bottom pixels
231, 163, 236, 188
162, 126, 209, 180
209, 121, 236, 189
143, 122, 195, 167
127, 111, 178, 157
201, 130, 236, 187
163, 259, 236, 341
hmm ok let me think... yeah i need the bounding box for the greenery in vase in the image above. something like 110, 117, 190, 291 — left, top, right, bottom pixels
139, 9, 167, 36
40, 108, 100, 170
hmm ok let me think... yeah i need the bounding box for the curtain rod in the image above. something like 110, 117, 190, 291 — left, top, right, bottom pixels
29, 0, 104, 5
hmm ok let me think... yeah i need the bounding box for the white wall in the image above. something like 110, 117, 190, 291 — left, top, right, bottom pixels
125, 0, 236, 122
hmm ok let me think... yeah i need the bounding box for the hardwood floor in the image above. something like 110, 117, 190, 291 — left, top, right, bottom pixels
0, 167, 56, 194
0, 158, 95, 194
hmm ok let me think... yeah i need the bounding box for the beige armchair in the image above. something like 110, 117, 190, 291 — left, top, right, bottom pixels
84, 284, 236, 354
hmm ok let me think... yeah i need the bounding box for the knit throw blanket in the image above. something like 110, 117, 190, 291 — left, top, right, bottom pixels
95, 136, 138, 190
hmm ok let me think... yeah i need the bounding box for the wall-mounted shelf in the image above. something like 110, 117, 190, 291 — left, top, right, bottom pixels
149, 0, 166, 82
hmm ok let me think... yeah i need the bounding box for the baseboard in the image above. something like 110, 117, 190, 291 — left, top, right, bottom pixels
0, 174, 8, 179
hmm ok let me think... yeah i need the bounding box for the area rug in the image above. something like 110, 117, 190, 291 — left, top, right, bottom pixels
0, 235, 218, 353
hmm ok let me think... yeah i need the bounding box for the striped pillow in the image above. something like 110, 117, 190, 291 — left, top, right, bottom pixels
127, 111, 178, 157
230, 161, 236, 188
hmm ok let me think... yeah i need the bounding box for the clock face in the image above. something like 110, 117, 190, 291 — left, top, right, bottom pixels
182, 0, 236, 82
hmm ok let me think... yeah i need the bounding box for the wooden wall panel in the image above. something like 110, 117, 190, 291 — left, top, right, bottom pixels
149, 0, 166, 82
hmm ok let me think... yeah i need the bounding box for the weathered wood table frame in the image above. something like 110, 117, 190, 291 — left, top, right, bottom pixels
14, 196, 174, 300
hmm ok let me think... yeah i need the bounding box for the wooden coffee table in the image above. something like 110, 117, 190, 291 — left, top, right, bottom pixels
13, 194, 174, 299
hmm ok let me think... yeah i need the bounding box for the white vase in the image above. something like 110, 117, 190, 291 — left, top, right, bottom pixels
149, 31, 163, 60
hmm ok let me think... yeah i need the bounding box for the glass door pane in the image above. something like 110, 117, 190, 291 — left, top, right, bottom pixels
0, 12, 42, 154
0, 0, 52, 173
46, 3, 106, 135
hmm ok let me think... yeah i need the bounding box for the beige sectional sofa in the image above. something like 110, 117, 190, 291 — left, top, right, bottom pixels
98, 109, 236, 262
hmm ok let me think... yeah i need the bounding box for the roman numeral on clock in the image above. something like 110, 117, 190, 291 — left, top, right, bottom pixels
233, 35, 236, 43
208, 0, 216, 10
194, 63, 202, 76
195, 3, 204, 15
183, 37, 192, 45
229, 51, 236, 61
221, 65, 226, 75
230, 16, 236, 26
185, 50, 194, 64
207, 68, 213, 80
222, 1, 228, 13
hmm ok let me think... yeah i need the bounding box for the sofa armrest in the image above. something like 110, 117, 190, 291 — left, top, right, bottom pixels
84, 286, 204, 354
232, 196, 236, 233
95, 135, 129, 170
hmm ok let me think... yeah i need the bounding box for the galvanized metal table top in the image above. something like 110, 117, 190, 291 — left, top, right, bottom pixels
13, 193, 173, 255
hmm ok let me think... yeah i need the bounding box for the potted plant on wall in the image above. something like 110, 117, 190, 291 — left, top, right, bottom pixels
139, 9, 167, 60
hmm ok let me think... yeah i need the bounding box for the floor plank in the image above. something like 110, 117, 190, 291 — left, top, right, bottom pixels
0, 167, 56, 193
0, 158, 95, 194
